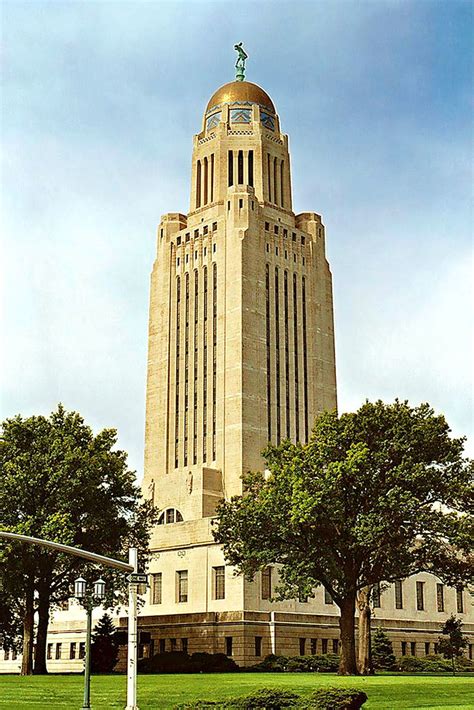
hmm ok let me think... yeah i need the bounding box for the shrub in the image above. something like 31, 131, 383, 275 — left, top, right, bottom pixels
309, 654, 340, 672
138, 651, 191, 674
247, 654, 290, 672
189, 652, 239, 673
233, 688, 301, 708
138, 650, 239, 674
397, 655, 452, 672
174, 689, 300, 709
248, 653, 340, 673
304, 687, 367, 709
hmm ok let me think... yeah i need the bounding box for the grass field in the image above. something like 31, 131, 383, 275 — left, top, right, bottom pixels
0, 672, 473, 709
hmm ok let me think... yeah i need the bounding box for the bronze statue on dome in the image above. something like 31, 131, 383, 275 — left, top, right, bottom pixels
234, 42, 248, 82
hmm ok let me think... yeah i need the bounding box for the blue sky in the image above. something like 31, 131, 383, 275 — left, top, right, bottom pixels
2, 0, 472, 477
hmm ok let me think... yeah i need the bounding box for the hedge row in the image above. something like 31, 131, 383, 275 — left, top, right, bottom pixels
174, 687, 368, 709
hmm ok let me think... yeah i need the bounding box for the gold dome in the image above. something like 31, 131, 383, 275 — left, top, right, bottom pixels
206, 81, 275, 114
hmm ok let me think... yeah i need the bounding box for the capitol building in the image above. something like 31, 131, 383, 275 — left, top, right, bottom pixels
2, 58, 472, 673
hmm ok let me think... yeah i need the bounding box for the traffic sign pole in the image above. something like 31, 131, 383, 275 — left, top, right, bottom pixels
125, 547, 139, 710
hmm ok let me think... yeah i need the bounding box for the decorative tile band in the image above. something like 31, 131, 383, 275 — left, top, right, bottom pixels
230, 108, 252, 123
261, 112, 275, 131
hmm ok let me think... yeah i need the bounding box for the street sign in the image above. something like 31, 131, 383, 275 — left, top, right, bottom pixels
127, 573, 148, 584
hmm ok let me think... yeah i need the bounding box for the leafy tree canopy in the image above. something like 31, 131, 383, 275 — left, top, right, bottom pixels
0, 404, 157, 672
213, 400, 473, 674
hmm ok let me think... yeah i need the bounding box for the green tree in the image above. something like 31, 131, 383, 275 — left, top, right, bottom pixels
371, 628, 396, 670
213, 401, 473, 675
91, 613, 120, 673
0, 405, 157, 675
438, 615, 468, 676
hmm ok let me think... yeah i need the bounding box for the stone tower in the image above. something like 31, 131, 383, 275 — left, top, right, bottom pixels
141, 75, 337, 664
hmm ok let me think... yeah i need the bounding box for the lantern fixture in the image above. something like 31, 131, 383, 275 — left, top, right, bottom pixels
74, 577, 87, 599
94, 578, 106, 600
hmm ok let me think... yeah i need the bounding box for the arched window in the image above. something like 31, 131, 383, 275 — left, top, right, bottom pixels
158, 508, 184, 525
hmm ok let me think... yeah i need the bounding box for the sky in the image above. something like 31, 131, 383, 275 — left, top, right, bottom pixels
1, 0, 473, 480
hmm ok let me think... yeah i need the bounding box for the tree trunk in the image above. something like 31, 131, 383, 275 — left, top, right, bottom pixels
34, 580, 51, 674
338, 593, 359, 675
357, 586, 374, 675
452, 655, 456, 676
20, 581, 34, 676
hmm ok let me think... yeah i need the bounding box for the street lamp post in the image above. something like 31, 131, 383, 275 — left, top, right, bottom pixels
74, 576, 106, 710
0, 533, 140, 710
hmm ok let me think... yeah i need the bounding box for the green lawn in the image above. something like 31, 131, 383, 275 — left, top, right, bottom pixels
0, 673, 472, 709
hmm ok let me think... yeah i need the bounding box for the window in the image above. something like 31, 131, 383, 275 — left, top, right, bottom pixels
456, 586, 464, 613
301, 236, 305, 245
299, 638, 306, 655
410, 642, 416, 656
79, 642, 85, 659
372, 582, 381, 608
248, 151, 254, 187
69, 642, 76, 659
151, 573, 162, 605
275, 246, 278, 256
274, 225, 278, 234
213, 566, 225, 600
262, 566, 272, 600
159, 639, 166, 654
239, 198, 243, 209
194, 229, 199, 239
434, 642, 439, 655
55, 643, 62, 660
181, 638, 188, 653
322, 639, 328, 654
425, 642, 430, 656
310, 638, 317, 655
47, 644, 53, 660
203, 225, 208, 235
228, 150, 233, 187
213, 243, 216, 253
177, 570, 188, 603
170, 638, 177, 651
255, 636, 262, 657
394, 580, 403, 609
401, 641, 407, 656
324, 588, 333, 604
158, 508, 183, 525
265, 222, 269, 231
266, 244, 269, 253
212, 222, 217, 231
237, 150, 244, 184
225, 637, 233, 656
436, 583, 444, 612
332, 639, 339, 654
416, 581, 425, 611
